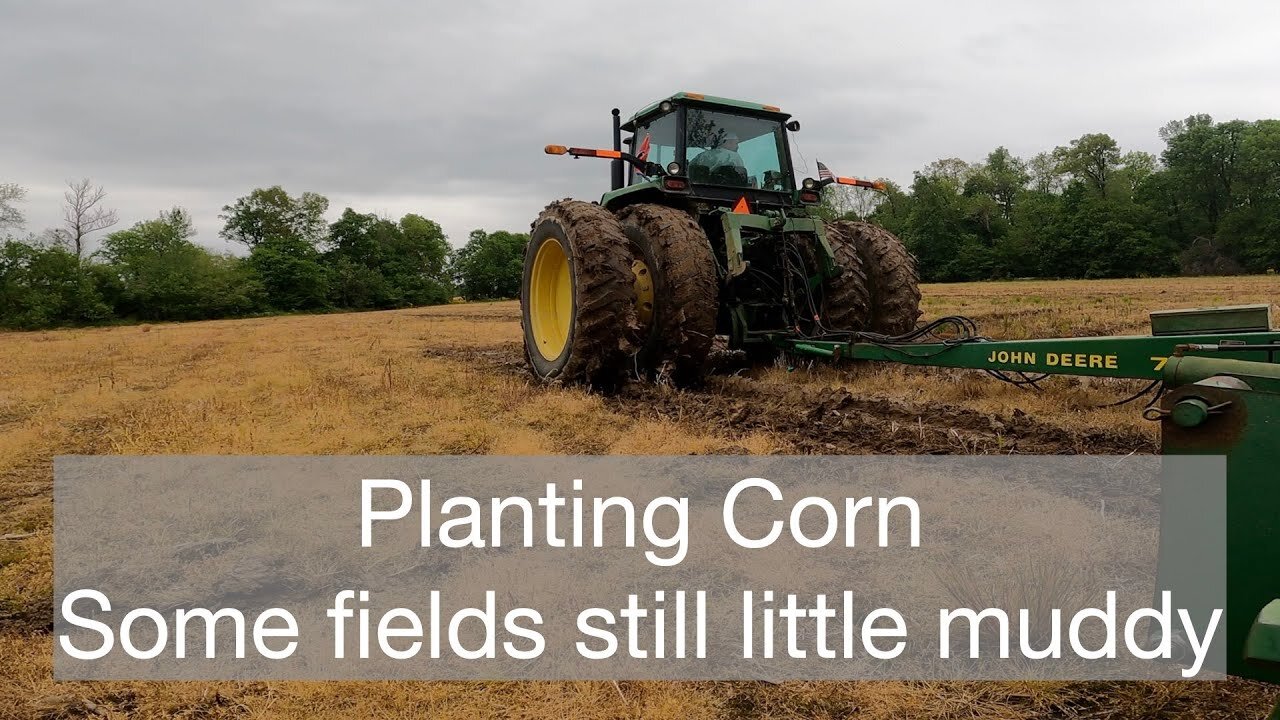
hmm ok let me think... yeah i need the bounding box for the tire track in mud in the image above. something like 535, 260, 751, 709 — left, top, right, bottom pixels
423, 343, 1156, 456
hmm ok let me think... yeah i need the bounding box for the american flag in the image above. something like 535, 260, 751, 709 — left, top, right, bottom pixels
816, 160, 834, 181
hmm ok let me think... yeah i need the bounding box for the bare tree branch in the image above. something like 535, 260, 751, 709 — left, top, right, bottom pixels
823, 184, 884, 221
63, 178, 119, 257
0, 182, 26, 230
39, 228, 72, 249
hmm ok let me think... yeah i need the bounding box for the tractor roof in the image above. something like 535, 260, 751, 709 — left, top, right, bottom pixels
622, 91, 790, 130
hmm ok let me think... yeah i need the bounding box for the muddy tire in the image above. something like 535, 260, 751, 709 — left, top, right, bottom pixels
615, 204, 718, 386
819, 222, 873, 332
521, 199, 636, 386
832, 221, 922, 335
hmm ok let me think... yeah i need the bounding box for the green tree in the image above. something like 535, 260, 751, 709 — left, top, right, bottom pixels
388, 213, 452, 305
219, 186, 329, 248
1027, 151, 1064, 194
0, 238, 112, 328
99, 208, 262, 320
248, 235, 330, 311
898, 172, 978, 282
1116, 151, 1157, 193
852, 114, 1280, 281
969, 147, 1030, 222
999, 189, 1061, 277
100, 209, 194, 266
1217, 119, 1280, 270
220, 187, 332, 310
867, 180, 910, 236
1049, 182, 1171, 278
921, 158, 973, 184
326, 209, 390, 307
1159, 115, 1247, 234
1053, 134, 1121, 193
450, 230, 527, 300
325, 209, 452, 308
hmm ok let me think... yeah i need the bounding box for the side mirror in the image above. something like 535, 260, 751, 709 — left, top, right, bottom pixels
623, 136, 635, 146
786, 120, 801, 132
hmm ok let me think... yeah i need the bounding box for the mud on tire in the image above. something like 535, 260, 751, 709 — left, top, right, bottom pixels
819, 222, 873, 332
615, 204, 719, 386
521, 199, 636, 386
831, 220, 922, 335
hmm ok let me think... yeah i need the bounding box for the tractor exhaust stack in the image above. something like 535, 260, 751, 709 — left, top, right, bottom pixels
611, 108, 623, 191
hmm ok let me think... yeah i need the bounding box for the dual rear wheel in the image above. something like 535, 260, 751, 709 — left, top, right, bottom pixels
521, 201, 717, 388
520, 201, 921, 388
823, 220, 923, 336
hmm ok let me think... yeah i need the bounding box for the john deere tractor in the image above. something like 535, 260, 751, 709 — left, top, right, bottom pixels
522, 91, 921, 386
524, 96, 1280, 703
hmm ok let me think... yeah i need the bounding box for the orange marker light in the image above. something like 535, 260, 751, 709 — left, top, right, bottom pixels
545, 144, 568, 155
732, 196, 751, 214
762, 104, 781, 112
567, 147, 622, 159
835, 176, 885, 190
684, 92, 706, 100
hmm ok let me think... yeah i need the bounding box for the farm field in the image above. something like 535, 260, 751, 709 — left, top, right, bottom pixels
1, 275, 1277, 719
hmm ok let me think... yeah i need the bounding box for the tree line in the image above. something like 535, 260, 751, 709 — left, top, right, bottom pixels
0, 184, 529, 330
824, 113, 1280, 280
4, 112, 1274, 329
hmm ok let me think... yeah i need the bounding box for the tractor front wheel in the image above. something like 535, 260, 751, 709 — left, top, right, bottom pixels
521, 200, 636, 386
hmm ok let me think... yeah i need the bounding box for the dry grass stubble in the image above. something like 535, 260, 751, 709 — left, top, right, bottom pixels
1, 275, 1278, 718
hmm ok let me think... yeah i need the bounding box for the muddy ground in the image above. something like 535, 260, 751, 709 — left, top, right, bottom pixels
423, 342, 1156, 458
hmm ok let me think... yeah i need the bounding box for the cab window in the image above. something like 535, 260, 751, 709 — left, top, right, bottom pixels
629, 111, 678, 185
685, 108, 790, 191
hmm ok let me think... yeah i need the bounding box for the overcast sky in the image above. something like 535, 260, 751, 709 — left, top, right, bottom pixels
4, 0, 1280, 253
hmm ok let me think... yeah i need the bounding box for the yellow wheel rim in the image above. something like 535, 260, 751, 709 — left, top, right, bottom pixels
632, 259, 654, 328
529, 237, 572, 361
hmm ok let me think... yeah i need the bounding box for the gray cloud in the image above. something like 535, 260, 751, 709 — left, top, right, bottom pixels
4, 0, 1280, 252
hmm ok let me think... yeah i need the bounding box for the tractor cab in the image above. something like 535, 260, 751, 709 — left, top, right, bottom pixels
605, 92, 803, 211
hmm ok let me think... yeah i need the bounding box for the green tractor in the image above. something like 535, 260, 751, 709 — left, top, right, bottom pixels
524, 95, 1280, 703
521, 91, 921, 386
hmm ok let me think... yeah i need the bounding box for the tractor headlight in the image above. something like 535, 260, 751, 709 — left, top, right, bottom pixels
666, 162, 682, 176
659, 101, 674, 113
803, 178, 817, 190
